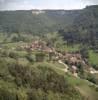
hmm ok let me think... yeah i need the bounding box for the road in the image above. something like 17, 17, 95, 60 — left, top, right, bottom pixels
58, 60, 69, 72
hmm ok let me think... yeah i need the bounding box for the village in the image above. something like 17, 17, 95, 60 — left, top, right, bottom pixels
20, 40, 98, 77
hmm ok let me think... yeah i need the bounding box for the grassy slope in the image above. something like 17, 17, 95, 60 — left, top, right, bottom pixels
67, 76, 98, 100
33, 62, 98, 100
64, 44, 80, 52
89, 50, 98, 66
0, 53, 98, 100
0, 41, 98, 100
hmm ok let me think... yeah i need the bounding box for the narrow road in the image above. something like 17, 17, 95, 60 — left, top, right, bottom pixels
90, 68, 98, 74
58, 60, 69, 72
90, 70, 98, 74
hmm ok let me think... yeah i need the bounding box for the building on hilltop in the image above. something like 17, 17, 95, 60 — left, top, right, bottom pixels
32, 10, 45, 15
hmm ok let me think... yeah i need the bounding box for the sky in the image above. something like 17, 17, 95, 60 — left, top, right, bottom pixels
0, 0, 98, 10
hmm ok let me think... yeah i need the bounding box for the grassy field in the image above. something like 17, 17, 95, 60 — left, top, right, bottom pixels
89, 50, 98, 66
64, 44, 80, 52
1, 42, 27, 48
67, 75, 98, 100
32, 62, 66, 75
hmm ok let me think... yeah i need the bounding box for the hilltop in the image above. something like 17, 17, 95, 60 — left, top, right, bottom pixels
0, 5, 97, 35
0, 7, 81, 34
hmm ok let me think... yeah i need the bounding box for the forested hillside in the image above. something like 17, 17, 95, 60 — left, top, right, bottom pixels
0, 5, 98, 47
59, 5, 98, 49
0, 9, 80, 34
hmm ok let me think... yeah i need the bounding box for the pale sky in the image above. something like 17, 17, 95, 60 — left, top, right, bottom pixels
0, 0, 98, 10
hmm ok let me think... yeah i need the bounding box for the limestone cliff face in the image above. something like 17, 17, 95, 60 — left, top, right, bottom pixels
32, 10, 45, 15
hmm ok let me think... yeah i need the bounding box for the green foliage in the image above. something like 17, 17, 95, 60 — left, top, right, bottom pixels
35, 52, 46, 62
89, 50, 98, 67
0, 88, 17, 100
9, 51, 18, 59
0, 10, 76, 34
86, 73, 97, 84
0, 5, 98, 100
77, 63, 84, 78
0, 58, 84, 100
80, 46, 89, 59
26, 53, 35, 63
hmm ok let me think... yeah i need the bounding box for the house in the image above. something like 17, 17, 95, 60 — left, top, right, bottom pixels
71, 65, 77, 73
23, 40, 54, 53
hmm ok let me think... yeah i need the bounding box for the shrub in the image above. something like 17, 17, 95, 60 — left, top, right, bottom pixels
9, 52, 18, 59
35, 52, 46, 62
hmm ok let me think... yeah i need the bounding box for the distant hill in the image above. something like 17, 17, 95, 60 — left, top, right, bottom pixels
0, 9, 81, 34
0, 5, 98, 38
74, 5, 98, 32
58, 5, 98, 47
74, 5, 98, 46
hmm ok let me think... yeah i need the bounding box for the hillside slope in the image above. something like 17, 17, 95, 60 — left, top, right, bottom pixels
0, 9, 81, 34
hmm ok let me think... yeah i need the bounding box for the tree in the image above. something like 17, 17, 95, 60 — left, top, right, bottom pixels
26, 53, 35, 63
48, 52, 54, 61
35, 52, 45, 62
9, 51, 18, 59
80, 46, 89, 59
